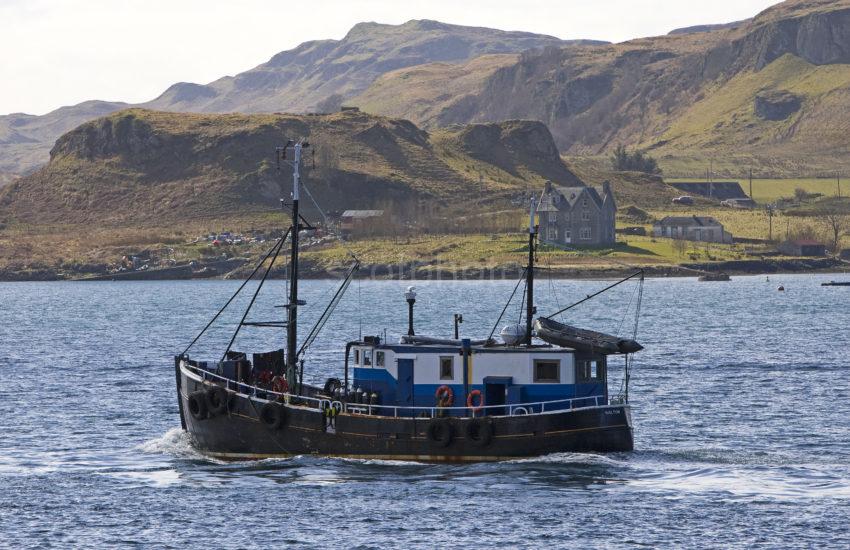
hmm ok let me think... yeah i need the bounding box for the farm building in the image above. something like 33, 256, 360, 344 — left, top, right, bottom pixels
537, 180, 616, 246
340, 210, 386, 238
652, 216, 732, 244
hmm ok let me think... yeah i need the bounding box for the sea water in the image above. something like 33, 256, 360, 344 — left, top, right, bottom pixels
1, 274, 849, 548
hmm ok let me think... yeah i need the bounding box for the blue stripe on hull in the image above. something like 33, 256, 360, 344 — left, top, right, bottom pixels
352, 368, 605, 413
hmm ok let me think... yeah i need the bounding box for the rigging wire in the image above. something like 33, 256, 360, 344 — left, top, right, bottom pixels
301, 181, 359, 263
614, 280, 640, 337
181, 230, 290, 356
487, 267, 528, 341
545, 251, 563, 321
298, 261, 360, 358
543, 270, 644, 320
221, 236, 286, 362
517, 277, 528, 325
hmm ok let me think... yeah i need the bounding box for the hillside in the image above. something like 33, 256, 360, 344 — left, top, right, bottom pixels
0, 100, 128, 178
143, 20, 587, 114
0, 109, 583, 227
0, 20, 593, 181
8, 1, 850, 184
352, 0, 850, 174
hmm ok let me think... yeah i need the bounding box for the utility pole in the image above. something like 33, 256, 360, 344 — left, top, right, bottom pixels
749, 167, 753, 199
838, 174, 842, 199
709, 160, 714, 200
767, 204, 774, 242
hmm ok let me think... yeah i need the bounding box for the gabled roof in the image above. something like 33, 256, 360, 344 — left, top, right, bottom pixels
656, 216, 721, 227
539, 185, 608, 210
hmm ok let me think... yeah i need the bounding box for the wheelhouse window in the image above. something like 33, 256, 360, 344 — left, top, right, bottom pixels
439, 356, 454, 380
353, 349, 360, 365
376, 351, 385, 368
364, 349, 372, 366
534, 360, 560, 383
576, 358, 606, 382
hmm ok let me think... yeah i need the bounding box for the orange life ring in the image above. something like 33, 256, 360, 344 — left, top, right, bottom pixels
272, 376, 289, 394
435, 385, 454, 406
466, 390, 484, 412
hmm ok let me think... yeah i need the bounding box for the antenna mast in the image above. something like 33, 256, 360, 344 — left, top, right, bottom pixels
277, 139, 310, 388
526, 197, 537, 346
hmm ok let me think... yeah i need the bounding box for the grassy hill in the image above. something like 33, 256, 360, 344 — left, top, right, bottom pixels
0, 108, 589, 226
0, 20, 592, 181
0, 108, 717, 278
7, 1, 850, 183
352, 0, 850, 175
0, 100, 128, 179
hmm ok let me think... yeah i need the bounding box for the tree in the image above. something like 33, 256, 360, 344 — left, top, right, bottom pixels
822, 211, 848, 252
610, 145, 662, 174
672, 237, 688, 257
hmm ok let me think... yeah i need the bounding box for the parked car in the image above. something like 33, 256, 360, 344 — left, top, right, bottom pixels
672, 196, 694, 205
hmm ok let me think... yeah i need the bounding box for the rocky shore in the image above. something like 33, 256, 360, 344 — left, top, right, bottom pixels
1, 257, 846, 282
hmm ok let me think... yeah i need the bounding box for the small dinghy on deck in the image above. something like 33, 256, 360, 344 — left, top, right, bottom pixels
534, 317, 643, 355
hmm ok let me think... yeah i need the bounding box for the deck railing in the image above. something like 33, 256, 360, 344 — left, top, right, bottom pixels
183, 361, 613, 419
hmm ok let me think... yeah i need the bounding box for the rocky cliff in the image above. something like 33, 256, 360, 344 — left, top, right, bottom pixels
354, 0, 850, 172
0, 109, 582, 225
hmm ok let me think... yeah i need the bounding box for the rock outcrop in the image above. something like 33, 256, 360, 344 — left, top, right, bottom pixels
0, 109, 581, 225
754, 89, 802, 120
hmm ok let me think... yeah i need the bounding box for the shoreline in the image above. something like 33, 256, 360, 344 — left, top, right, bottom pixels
1, 257, 846, 282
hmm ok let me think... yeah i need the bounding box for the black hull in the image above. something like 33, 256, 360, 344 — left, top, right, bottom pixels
179, 366, 633, 462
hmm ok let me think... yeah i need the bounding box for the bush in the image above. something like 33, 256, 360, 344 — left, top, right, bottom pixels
610, 145, 661, 174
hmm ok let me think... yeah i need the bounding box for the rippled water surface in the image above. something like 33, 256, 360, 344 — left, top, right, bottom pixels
1, 274, 849, 548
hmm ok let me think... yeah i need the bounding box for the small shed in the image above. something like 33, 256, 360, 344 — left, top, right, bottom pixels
340, 210, 385, 238
778, 239, 826, 257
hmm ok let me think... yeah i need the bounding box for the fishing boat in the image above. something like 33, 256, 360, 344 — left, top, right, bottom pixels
822, 281, 850, 287
174, 141, 645, 461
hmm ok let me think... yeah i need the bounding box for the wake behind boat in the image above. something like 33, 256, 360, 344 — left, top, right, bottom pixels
174, 141, 645, 462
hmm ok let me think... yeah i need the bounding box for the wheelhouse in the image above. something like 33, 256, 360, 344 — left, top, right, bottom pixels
345, 340, 609, 416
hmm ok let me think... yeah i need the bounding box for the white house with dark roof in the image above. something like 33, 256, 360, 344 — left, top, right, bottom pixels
652, 216, 732, 243
538, 180, 616, 246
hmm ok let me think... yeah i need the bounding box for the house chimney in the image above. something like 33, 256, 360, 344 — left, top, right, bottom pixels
544, 180, 553, 193
602, 180, 611, 195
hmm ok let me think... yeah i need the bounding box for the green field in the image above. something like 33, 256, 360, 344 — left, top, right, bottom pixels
665, 178, 844, 203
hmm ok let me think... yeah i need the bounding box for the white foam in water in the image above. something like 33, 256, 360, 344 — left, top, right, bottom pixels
137, 427, 213, 461
628, 466, 850, 500
109, 469, 183, 487
506, 452, 629, 467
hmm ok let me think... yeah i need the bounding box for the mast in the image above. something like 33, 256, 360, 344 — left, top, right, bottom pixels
286, 141, 306, 386
526, 197, 536, 346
